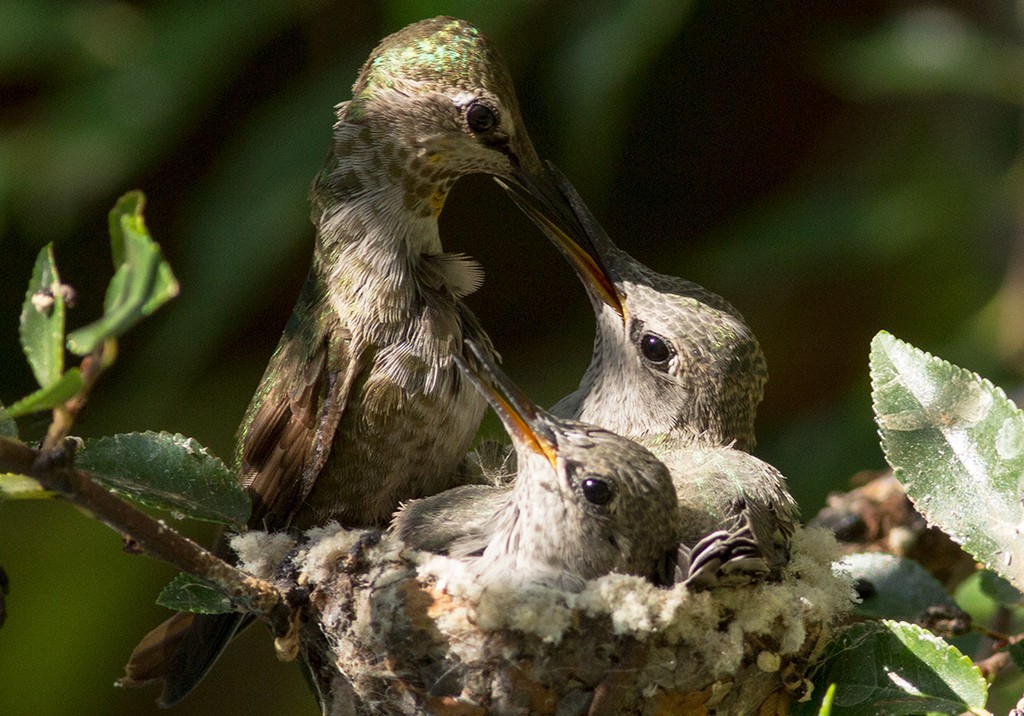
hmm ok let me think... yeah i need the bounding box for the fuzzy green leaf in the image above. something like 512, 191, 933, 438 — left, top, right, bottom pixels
0, 473, 54, 500
800, 620, 987, 715
76, 432, 249, 526
871, 331, 1024, 591
19, 244, 65, 388
66, 192, 179, 355
156, 573, 234, 614
840, 553, 959, 621
1, 369, 83, 419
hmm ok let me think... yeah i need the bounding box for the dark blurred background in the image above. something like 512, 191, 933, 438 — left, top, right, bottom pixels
2, 1, 1022, 714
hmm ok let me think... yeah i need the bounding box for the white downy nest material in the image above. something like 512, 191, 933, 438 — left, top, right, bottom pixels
238, 525, 853, 715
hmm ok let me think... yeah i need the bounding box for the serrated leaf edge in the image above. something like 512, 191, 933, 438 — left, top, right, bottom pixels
78, 431, 248, 525
869, 331, 1024, 589
881, 620, 987, 708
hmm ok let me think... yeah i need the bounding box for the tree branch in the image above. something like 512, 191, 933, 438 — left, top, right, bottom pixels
0, 435, 294, 639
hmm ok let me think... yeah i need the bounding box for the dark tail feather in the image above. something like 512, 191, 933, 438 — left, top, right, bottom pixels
119, 610, 245, 707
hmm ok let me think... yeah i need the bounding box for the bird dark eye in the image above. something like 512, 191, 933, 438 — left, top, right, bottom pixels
465, 102, 497, 133
640, 333, 672, 366
581, 477, 614, 506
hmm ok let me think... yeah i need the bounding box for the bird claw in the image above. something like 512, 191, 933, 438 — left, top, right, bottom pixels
681, 524, 770, 590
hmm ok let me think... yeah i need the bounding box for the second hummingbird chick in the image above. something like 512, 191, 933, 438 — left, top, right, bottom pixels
503, 165, 799, 586
394, 342, 681, 592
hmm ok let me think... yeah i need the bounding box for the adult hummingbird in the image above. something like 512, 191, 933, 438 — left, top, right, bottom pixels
503, 164, 799, 585
122, 17, 591, 706
396, 342, 680, 591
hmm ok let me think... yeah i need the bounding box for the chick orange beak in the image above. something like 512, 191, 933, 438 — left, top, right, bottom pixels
455, 341, 559, 470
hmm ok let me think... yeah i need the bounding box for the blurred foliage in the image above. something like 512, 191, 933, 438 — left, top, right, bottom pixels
1, 0, 1023, 714
839, 553, 961, 622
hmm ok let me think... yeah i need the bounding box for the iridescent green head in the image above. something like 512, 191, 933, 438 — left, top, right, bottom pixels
348, 17, 539, 177
356, 17, 512, 99
332, 16, 589, 236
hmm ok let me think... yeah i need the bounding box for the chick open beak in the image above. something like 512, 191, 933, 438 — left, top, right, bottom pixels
456, 341, 559, 471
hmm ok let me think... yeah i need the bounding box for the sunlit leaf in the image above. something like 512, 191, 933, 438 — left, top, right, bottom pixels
839, 553, 959, 622
871, 332, 1024, 590
76, 432, 248, 526
817, 683, 836, 716
0, 473, 54, 500
796, 621, 987, 715
66, 192, 179, 355
19, 244, 65, 388
156, 573, 234, 614
2, 369, 83, 419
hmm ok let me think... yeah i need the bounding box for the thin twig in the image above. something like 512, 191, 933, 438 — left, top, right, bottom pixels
976, 650, 1013, 681
42, 340, 115, 453
0, 435, 294, 638
975, 632, 1024, 680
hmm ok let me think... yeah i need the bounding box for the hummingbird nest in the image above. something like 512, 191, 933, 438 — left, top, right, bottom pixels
232, 525, 852, 716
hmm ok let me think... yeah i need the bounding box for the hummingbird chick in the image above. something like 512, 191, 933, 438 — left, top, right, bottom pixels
122, 17, 594, 706
394, 342, 681, 592
505, 164, 799, 587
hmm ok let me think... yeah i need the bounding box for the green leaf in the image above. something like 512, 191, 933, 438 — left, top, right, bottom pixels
871, 331, 1024, 591
978, 570, 1024, 606
804, 620, 988, 715
19, 244, 65, 388
66, 192, 179, 355
840, 553, 959, 621
76, 432, 249, 526
156, 573, 234, 614
1, 369, 83, 418
0, 473, 54, 500
818, 683, 836, 716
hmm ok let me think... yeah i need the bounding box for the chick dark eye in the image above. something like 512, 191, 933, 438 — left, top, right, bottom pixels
581, 477, 614, 506
465, 102, 497, 133
640, 333, 672, 366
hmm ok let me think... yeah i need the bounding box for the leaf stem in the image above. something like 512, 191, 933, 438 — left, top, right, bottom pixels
42, 339, 117, 452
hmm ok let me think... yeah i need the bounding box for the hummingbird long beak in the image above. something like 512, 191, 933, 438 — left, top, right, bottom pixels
497, 164, 625, 320
455, 341, 559, 470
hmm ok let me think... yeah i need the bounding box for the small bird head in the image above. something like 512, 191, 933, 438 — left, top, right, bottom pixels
338, 16, 585, 229
456, 341, 680, 589
511, 164, 767, 451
